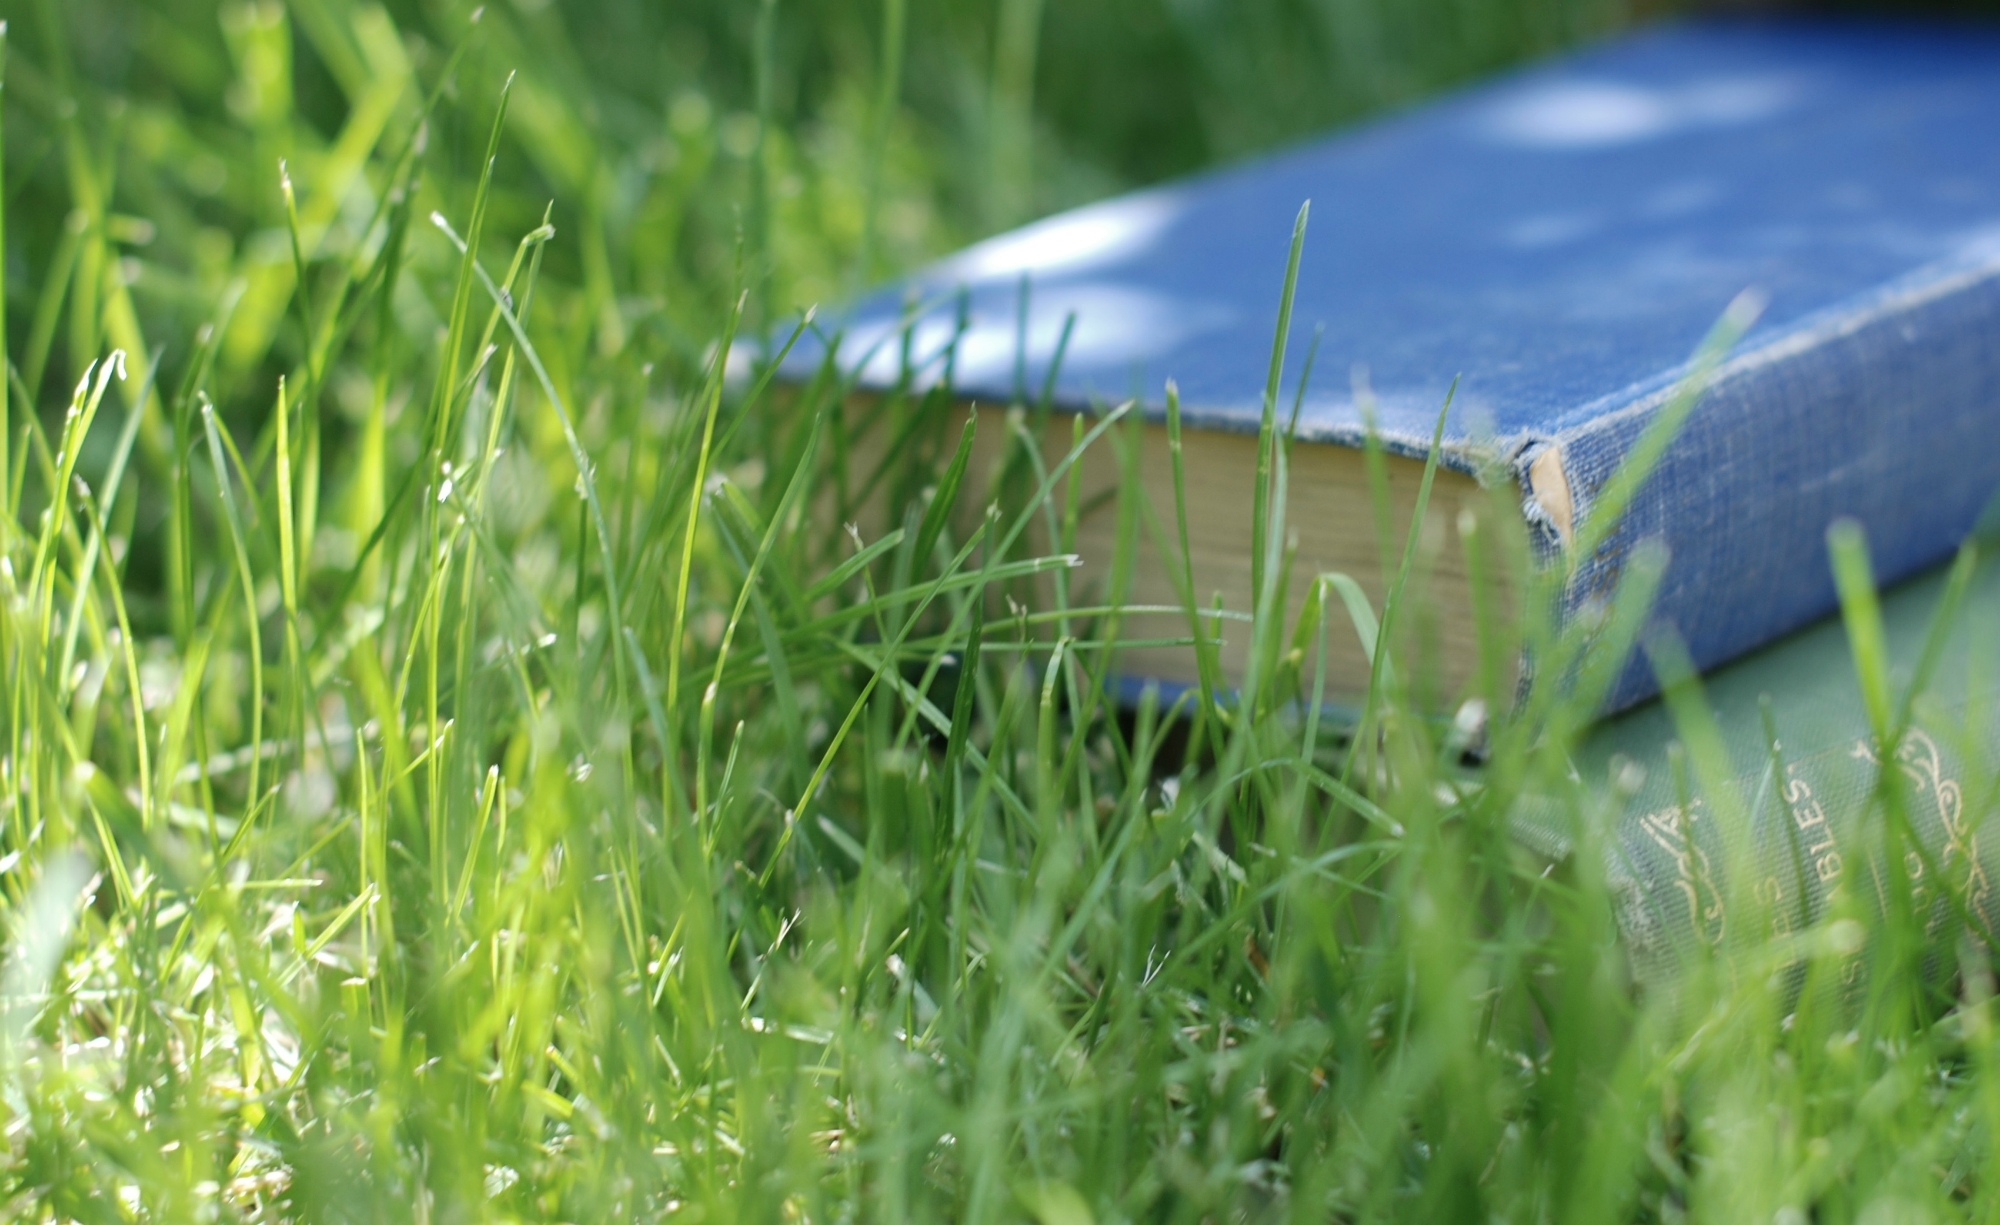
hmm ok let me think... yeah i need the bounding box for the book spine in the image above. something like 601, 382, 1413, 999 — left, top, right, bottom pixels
1536, 250, 2000, 712
1606, 717, 2000, 980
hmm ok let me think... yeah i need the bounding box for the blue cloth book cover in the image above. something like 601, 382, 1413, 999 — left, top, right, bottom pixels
789, 18, 2000, 710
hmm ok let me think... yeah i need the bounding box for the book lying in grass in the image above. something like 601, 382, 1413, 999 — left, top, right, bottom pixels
1522, 540, 2000, 977
793, 18, 2000, 710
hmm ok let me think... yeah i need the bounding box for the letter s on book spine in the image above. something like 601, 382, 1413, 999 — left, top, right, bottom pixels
1597, 717, 2000, 981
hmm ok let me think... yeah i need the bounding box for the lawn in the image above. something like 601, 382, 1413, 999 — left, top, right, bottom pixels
2, 0, 1999, 1221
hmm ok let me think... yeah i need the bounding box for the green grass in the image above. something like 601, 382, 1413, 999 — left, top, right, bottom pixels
3, 1, 2000, 1221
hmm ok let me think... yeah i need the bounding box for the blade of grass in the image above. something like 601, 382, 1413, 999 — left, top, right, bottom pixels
1342, 382, 1454, 790
1250, 200, 1308, 614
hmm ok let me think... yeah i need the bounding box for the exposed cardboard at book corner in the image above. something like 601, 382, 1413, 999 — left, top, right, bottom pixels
785, 17, 2000, 714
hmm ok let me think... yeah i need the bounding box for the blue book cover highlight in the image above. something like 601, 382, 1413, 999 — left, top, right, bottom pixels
790, 19, 2000, 709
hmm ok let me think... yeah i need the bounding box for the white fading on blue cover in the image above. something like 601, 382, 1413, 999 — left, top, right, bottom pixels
785, 18, 2000, 710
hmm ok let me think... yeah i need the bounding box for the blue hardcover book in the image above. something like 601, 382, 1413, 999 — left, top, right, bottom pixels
791, 19, 2000, 710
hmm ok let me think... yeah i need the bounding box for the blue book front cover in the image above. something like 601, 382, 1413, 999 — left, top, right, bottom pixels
790, 19, 2000, 709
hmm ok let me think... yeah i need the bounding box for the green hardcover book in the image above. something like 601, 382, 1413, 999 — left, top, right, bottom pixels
1531, 545, 2000, 979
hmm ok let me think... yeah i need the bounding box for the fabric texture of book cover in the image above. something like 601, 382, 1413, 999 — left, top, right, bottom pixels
787, 18, 2000, 709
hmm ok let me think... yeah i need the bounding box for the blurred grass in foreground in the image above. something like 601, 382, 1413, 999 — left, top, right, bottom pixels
3, 0, 2000, 1221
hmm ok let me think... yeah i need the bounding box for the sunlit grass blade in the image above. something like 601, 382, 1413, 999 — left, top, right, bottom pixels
1251, 200, 1308, 611
198, 395, 267, 827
